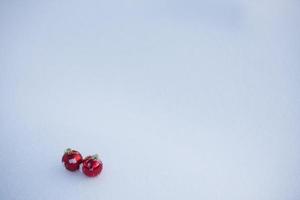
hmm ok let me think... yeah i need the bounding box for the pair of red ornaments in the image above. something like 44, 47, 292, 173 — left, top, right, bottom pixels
62, 148, 103, 177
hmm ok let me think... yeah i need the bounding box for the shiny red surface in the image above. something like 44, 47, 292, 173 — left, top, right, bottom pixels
82, 156, 103, 177
62, 150, 83, 171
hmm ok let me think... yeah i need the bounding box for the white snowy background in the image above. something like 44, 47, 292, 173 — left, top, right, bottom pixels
0, 0, 299, 199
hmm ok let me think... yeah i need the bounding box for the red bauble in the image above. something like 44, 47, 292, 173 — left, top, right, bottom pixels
82, 154, 103, 177
62, 148, 83, 171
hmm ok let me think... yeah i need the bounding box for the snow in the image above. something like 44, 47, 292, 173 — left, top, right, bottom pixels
0, 0, 299, 199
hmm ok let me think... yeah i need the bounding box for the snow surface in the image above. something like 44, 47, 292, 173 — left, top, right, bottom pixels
0, 0, 300, 199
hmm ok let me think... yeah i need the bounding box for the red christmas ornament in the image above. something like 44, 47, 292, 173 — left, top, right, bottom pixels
62, 148, 83, 171
82, 154, 103, 177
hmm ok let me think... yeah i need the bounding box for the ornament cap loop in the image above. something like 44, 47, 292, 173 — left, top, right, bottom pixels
65, 148, 72, 154
92, 154, 99, 160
